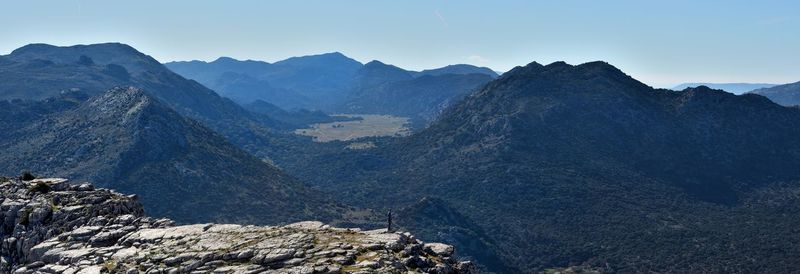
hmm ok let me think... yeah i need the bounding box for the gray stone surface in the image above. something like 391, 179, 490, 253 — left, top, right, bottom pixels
1, 177, 473, 273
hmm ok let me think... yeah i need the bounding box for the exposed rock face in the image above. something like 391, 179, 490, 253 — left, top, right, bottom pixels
1, 177, 472, 273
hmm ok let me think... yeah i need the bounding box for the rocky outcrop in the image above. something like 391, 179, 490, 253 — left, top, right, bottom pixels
1, 177, 473, 273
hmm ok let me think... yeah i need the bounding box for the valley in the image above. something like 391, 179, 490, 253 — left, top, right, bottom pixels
294, 114, 411, 142
4, 43, 800, 273
2, 3, 799, 272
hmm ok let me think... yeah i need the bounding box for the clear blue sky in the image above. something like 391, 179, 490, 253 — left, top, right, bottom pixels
1, 0, 797, 87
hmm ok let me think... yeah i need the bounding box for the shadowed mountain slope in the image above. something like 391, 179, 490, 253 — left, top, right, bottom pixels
0, 43, 319, 171
1, 43, 252, 122
750, 81, 800, 106
0, 87, 344, 224
313, 61, 800, 272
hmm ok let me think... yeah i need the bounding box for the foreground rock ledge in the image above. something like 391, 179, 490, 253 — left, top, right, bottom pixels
1, 178, 474, 273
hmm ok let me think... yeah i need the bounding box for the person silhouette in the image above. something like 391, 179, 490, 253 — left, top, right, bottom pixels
387, 210, 393, 232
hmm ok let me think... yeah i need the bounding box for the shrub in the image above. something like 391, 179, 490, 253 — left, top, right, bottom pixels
29, 182, 51, 194
18, 208, 31, 226
103, 259, 117, 271
20, 171, 36, 181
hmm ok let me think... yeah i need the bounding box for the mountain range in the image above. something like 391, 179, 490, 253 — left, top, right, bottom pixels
0, 43, 252, 123
0, 87, 343, 224
3, 42, 800, 273
671, 82, 776, 94
165, 54, 498, 125
749, 81, 800, 106
291, 61, 800, 272
166, 53, 362, 110
0, 43, 331, 178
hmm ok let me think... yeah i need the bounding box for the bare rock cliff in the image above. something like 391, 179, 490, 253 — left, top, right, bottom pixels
1, 177, 474, 274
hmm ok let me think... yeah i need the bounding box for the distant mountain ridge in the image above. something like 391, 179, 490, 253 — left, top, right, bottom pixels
671, 82, 776, 94
414, 64, 499, 78
12, 42, 800, 273
749, 81, 800, 106
166, 52, 362, 110
165, 55, 499, 115
0, 43, 327, 176
0, 43, 260, 124
353, 60, 414, 87
7, 43, 161, 74
342, 61, 493, 126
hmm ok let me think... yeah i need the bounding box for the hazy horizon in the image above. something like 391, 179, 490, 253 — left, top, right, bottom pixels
2, 0, 798, 88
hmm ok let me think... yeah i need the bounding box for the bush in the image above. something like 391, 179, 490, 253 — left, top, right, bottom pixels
29, 181, 51, 194
20, 171, 36, 181
18, 208, 31, 226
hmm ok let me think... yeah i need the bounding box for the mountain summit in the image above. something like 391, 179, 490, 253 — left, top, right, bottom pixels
7, 43, 157, 73
0, 43, 253, 123
415, 64, 499, 78
323, 61, 800, 272
0, 87, 342, 224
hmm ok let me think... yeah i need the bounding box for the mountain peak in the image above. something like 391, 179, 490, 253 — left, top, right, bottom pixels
356, 60, 413, 85
576, 61, 641, 83
9, 43, 58, 54
5, 42, 159, 74
274, 52, 362, 68
211, 56, 240, 63
577, 60, 617, 70
417, 64, 500, 78
361, 60, 407, 72
683, 85, 716, 92
499, 60, 648, 91
364, 60, 387, 66
673, 83, 778, 95
502, 61, 544, 77
318, 51, 348, 58
545, 61, 571, 68
10, 42, 139, 57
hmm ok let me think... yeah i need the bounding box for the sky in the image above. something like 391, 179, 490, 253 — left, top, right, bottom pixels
0, 0, 798, 88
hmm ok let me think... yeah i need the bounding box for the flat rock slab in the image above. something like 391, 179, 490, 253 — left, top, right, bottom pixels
1, 178, 474, 274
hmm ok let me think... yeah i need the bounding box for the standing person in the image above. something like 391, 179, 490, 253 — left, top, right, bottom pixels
387, 210, 393, 232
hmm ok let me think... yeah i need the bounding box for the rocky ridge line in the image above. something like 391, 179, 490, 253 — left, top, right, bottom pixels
1, 177, 474, 273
